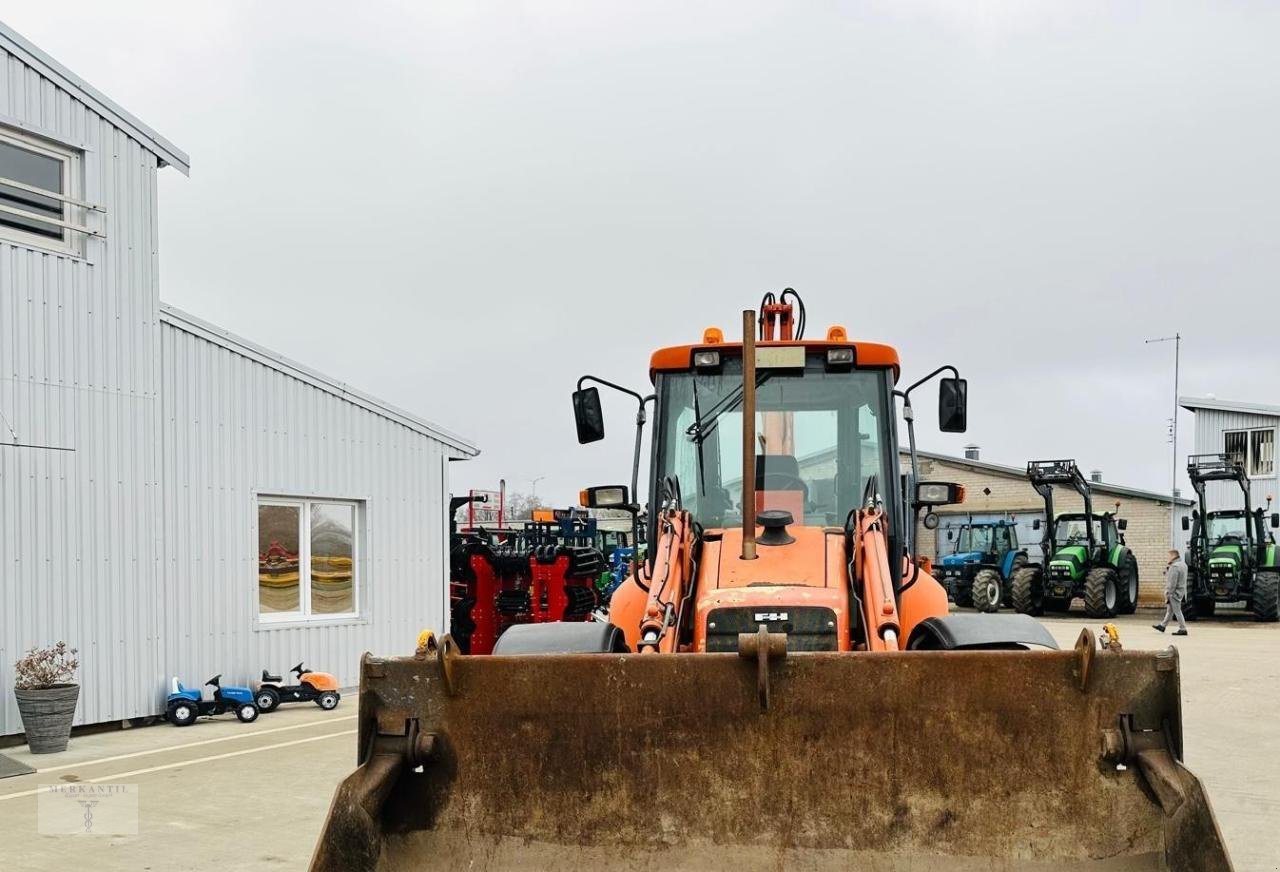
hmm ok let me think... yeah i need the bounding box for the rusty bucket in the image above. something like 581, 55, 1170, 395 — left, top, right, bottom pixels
311, 631, 1230, 872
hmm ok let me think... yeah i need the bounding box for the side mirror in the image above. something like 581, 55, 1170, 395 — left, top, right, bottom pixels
1032, 518, 1042, 531
1271, 513, 1279, 529
580, 485, 630, 509
1181, 516, 1191, 532
915, 481, 965, 507
946, 530, 954, 541
1117, 519, 1128, 532
938, 377, 968, 433
572, 387, 606, 444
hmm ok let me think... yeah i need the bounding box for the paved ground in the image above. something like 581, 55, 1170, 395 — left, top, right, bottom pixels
0, 610, 1275, 871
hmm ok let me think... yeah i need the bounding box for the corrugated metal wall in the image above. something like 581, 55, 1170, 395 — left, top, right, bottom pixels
157, 314, 457, 705
1189, 407, 1280, 515
0, 46, 163, 735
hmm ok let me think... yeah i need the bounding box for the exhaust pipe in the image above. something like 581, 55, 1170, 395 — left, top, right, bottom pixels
741, 309, 757, 561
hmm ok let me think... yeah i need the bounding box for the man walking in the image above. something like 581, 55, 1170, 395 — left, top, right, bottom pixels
1154, 549, 1189, 636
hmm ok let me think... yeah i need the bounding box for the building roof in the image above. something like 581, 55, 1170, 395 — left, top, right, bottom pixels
906, 448, 1193, 506
0, 20, 190, 174
1178, 395, 1280, 419
160, 304, 479, 457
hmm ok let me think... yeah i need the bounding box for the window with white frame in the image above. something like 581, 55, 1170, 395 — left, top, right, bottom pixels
258, 498, 360, 621
0, 127, 100, 254
1224, 428, 1275, 478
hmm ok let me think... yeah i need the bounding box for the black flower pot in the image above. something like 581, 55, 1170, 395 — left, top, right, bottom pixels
14, 684, 80, 753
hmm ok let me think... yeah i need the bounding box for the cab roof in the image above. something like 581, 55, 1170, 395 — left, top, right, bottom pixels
649, 338, 901, 383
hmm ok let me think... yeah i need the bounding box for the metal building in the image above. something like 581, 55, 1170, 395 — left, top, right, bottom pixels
0, 22, 476, 737
1180, 396, 1279, 514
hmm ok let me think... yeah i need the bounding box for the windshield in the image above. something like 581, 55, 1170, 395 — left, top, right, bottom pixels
653, 357, 892, 529
1055, 516, 1102, 546
1207, 513, 1248, 542
956, 526, 994, 553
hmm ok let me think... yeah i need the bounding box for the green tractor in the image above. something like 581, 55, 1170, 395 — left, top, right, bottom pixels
1183, 453, 1280, 621
1011, 459, 1139, 618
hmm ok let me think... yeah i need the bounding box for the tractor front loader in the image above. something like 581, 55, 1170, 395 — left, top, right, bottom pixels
1184, 453, 1280, 621
313, 294, 1229, 872
1012, 459, 1139, 618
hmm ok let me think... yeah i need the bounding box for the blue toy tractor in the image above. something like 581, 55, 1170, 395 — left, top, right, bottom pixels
937, 519, 1028, 612
165, 674, 259, 726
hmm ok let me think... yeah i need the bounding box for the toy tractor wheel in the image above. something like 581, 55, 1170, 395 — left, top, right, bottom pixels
255, 687, 281, 713
1084, 566, 1119, 618
1117, 553, 1139, 614
1254, 571, 1280, 622
1010, 566, 1044, 616
970, 569, 1003, 613
235, 703, 260, 723
168, 701, 198, 727
316, 691, 340, 711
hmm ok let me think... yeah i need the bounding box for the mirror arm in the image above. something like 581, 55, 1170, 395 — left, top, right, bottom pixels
895, 388, 921, 595
901, 364, 960, 402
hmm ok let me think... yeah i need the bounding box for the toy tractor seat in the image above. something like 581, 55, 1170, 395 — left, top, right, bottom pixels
262, 670, 283, 683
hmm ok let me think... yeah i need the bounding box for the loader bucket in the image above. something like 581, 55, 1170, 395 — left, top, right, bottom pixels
311, 631, 1231, 872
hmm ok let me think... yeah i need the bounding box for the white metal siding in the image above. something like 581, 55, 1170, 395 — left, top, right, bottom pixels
0, 46, 163, 735
158, 319, 454, 709
1189, 407, 1280, 516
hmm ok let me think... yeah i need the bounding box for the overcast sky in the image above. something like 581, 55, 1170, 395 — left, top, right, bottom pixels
7, 2, 1277, 507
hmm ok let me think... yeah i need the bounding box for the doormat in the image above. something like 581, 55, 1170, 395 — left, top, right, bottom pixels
0, 751, 35, 778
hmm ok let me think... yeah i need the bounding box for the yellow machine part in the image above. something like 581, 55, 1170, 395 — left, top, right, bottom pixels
311, 632, 1231, 872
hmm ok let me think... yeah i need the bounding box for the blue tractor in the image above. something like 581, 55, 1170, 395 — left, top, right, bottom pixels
165, 674, 259, 726
937, 519, 1028, 612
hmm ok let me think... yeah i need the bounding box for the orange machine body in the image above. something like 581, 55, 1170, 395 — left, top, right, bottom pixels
302, 670, 340, 692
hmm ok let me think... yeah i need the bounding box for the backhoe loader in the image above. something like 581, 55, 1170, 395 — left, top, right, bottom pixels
312, 291, 1230, 871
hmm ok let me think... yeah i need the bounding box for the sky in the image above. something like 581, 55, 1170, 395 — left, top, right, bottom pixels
6, 1, 1278, 507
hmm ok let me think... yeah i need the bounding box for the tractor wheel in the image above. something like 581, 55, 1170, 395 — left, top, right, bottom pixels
1117, 553, 1140, 615
167, 701, 198, 727
971, 569, 1003, 613
1010, 566, 1044, 616
952, 578, 974, 609
1184, 595, 1213, 621
235, 703, 259, 723
316, 691, 340, 711
1253, 571, 1280, 622
1005, 554, 1029, 606
1084, 567, 1120, 618
255, 687, 281, 713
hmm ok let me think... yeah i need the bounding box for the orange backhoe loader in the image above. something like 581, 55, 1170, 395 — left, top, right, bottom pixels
312, 291, 1231, 871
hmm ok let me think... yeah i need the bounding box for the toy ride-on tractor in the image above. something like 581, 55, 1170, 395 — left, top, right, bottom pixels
165, 675, 259, 726
1011, 459, 1139, 618
254, 663, 341, 712
936, 518, 1028, 612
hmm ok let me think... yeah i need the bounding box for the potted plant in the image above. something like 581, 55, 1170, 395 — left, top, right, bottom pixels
13, 642, 80, 753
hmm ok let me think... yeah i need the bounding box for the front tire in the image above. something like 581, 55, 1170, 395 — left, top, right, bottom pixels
316, 691, 340, 711
255, 687, 280, 713
235, 703, 259, 723
1084, 567, 1120, 618
1117, 553, 1139, 614
1254, 571, 1280, 622
1010, 566, 1044, 616
971, 569, 1003, 613
952, 577, 974, 609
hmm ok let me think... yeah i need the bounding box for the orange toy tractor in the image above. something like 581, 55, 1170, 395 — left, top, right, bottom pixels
313, 291, 1230, 872
253, 662, 341, 712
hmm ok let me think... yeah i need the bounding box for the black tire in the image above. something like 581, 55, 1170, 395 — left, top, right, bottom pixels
1185, 596, 1214, 621
316, 691, 340, 711
235, 703, 259, 723
1004, 553, 1029, 606
1084, 567, 1120, 618
1254, 571, 1280, 622
167, 700, 198, 727
1117, 553, 1139, 615
971, 569, 1003, 613
952, 577, 974, 609
255, 687, 281, 713
1010, 566, 1044, 616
